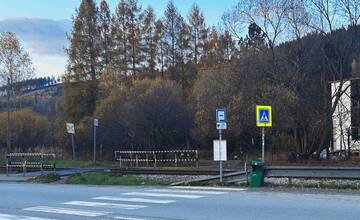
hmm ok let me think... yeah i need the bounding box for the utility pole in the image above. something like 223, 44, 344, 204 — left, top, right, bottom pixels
6, 77, 11, 154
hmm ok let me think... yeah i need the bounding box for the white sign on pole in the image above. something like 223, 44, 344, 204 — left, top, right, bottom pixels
213, 140, 227, 161
94, 118, 99, 127
216, 122, 227, 130
66, 123, 75, 134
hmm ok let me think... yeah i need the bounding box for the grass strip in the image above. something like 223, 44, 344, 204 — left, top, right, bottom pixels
56, 160, 115, 168
30, 173, 61, 183
65, 172, 168, 186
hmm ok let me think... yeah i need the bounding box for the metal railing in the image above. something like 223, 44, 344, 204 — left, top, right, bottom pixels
114, 150, 199, 168
5, 153, 56, 176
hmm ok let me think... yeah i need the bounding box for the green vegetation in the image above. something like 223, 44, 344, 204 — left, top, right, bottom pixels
0, 108, 50, 150
65, 173, 168, 185
56, 160, 115, 168
30, 173, 61, 183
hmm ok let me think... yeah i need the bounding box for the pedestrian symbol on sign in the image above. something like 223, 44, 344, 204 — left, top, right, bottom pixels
259, 110, 269, 123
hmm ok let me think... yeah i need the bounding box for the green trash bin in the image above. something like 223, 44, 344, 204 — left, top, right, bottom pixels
250, 160, 265, 187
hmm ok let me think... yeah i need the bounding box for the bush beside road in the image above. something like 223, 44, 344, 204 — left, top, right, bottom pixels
28, 173, 61, 183
65, 173, 168, 185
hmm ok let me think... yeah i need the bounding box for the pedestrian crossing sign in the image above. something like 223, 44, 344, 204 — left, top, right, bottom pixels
256, 105, 272, 127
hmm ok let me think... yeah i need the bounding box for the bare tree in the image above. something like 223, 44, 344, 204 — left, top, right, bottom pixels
223, 0, 289, 54
286, 0, 311, 40
307, 0, 339, 33
338, 0, 360, 27
0, 31, 34, 154
0, 32, 34, 85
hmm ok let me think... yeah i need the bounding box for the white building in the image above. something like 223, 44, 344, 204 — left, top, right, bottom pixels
331, 79, 360, 153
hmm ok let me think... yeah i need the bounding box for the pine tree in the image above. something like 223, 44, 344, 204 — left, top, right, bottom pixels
141, 6, 157, 75
217, 31, 235, 62
188, 4, 208, 64
67, 0, 101, 81
155, 19, 166, 77
64, 0, 101, 121
162, 2, 182, 72
202, 27, 219, 64
111, 0, 142, 79
99, 0, 112, 67
127, 0, 142, 77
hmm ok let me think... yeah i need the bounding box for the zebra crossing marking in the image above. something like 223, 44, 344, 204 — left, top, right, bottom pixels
23, 206, 110, 217
122, 192, 204, 199
0, 213, 58, 220
93, 196, 176, 204
147, 189, 227, 195
62, 201, 146, 210
170, 186, 247, 191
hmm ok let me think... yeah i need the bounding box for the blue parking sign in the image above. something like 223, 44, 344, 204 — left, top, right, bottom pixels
216, 109, 226, 122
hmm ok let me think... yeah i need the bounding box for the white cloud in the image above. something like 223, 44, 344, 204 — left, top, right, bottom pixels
0, 17, 71, 77
31, 53, 67, 78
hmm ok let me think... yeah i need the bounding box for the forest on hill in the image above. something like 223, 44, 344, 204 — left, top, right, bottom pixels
1, 0, 360, 161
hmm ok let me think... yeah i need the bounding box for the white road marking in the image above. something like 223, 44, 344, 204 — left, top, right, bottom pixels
170, 186, 247, 191
0, 213, 57, 220
93, 196, 176, 204
147, 189, 227, 195
63, 201, 146, 210
23, 206, 109, 217
113, 216, 146, 220
122, 192, 203, 199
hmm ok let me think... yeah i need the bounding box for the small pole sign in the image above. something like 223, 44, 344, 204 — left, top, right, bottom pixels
66, 123, 75, 134
94, 118, 99, 127
256, 105, 272, 162
213, 140, 227, 161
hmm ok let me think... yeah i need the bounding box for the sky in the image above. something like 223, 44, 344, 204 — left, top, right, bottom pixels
0, 0, 238, 78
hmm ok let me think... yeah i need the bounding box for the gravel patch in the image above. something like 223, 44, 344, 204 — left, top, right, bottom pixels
265, 177, 360, 187
136, 174, 212, 183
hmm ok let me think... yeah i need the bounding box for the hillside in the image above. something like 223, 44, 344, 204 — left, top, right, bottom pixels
0, 83, 62, 118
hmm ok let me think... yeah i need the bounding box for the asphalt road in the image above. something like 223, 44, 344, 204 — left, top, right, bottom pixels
0, 182, 359, 220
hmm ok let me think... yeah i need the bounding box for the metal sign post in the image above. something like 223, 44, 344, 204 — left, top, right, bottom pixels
215, 109, 227, 183
262, 127, 265, 162
256, 106, 272, 162
66, 122, 76, 168
93, 118, 99, 163
219, 129, 223, 182
71, 133, 76, 168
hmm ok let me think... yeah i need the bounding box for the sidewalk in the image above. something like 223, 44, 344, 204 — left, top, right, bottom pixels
0, 173, 32, 182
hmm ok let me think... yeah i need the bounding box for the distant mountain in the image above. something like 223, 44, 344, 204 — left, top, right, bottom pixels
0, 77, 63, 119
0, 17, 71, 56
